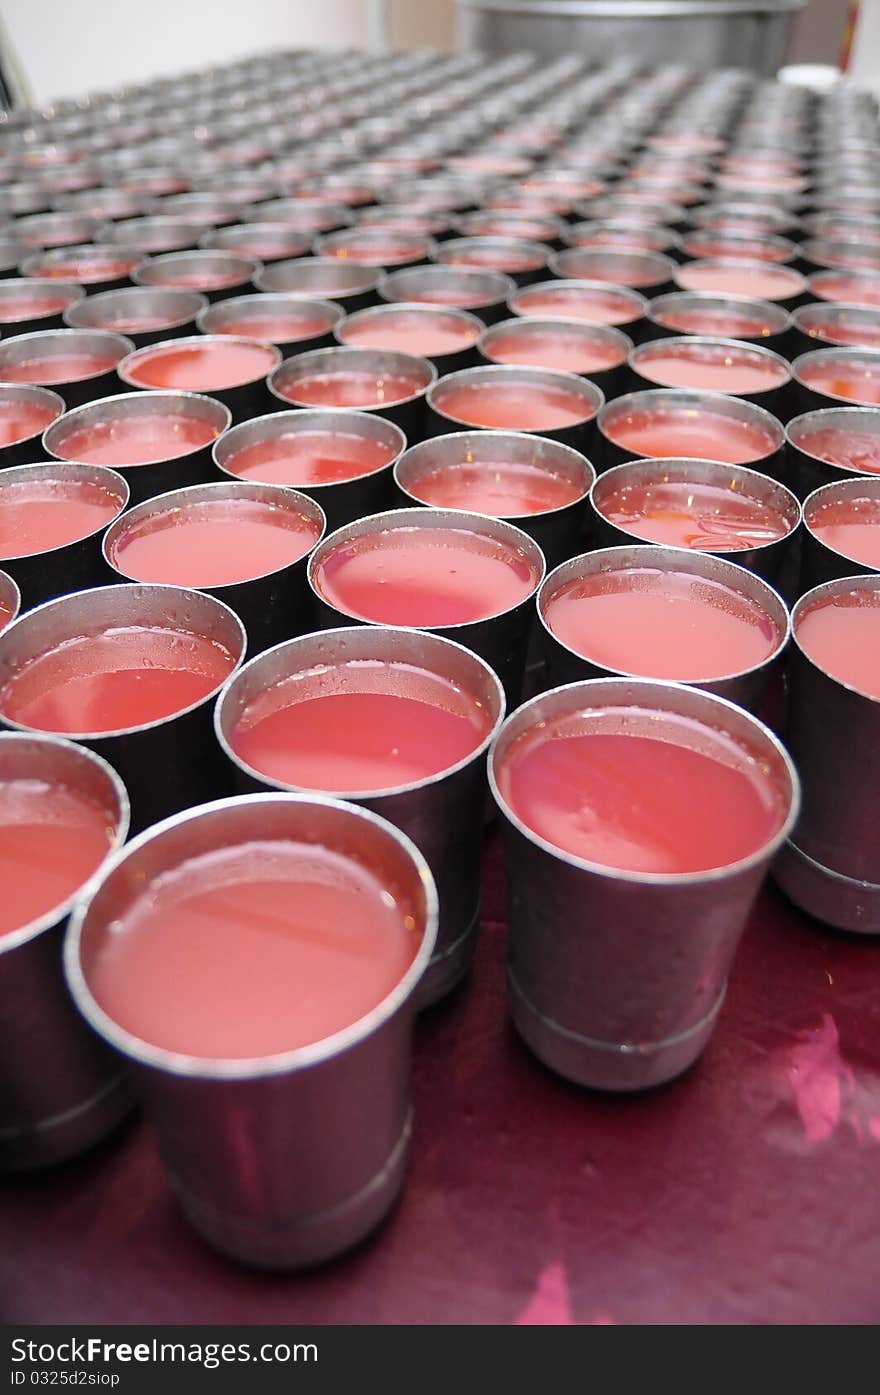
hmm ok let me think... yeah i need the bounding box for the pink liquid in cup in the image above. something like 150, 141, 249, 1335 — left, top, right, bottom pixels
435, 379, 593, 431
276, 369, 422, 409
54, 412, 220, 466
150, 267, 249, 291
314, 525, 538, 626
513, 285, 640, 326
0, 478, 122, 557
109, 497, 321, 587
0, 599, 13, 632
0, 778, 115, 941
125, 341, 277, 391
225, 429, 395, 486
604, 403, 777, 464
633, 343, 788, 394
544, 566, 778, 681
676, 260, 804, 302
798, 357, 880, 407
484, 325, 624, 375
231, 659, 492, 793
801, 314, 880, 350
34, 253, 138, 283
0, 626, 237, 733
496, 704, 784, 873
811, 273, 880, 309
324, 236, 426, 267
83, 837, 421, 1057
340, 310, 478, 358
0, 351, 121, 385
808, 493, 880, 569
212, 312, 331, 344
653, 305, 779, 339
443, 245, 545, 272
598, 478, 790, 550
0, 397, 59, 447
406, 457, 582, 516
0, 292, 72, 322
796, 587, 880, 699
797, 426, 880, 475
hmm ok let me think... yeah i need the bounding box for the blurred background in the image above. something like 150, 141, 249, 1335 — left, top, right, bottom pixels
0, 0, 870, 107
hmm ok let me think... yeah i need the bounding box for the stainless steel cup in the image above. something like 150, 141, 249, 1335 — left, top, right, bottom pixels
255, 257, 381, 312
0, 384, 65, 467
428, 363, 603, 456
63, 792, 437, 1268
490, 677, 800, 1090
477, 316, 631, 399
132, 250, 262, 304
788, 302, 880, 358
431, 235, 550, 286
201, 224, 312, 263
775, 575, 880, 932
214, 626, 504, 1004
197, 294, 343, 354
103, 480, 325, 655
63, 286, 207, 346
308, 506, 546, 706
589, 456, 801, 585
0, 460, 128, 606
0, 732, 131, 1169
801, 476, 880, 590
0, 329, 134, 409
213, 407, 405, 534
551, 246, 677, 296
508, 278, 648, 341
378, 266, 516, 325
0, 278, 84, 336
44, 390, 231, 505
597, 387, 786, 477
0, 584, 246, 831
0, 569, 20, 629
335, 303, 484, 375
118, 334, 280, 420
791, 346, 880, 416
646, 291, 792, 350
786, 407, 880, 500
627, 334, 793, 419
269, 345, 436, 441
394, 429, 595, 571
537, 543, 790, 712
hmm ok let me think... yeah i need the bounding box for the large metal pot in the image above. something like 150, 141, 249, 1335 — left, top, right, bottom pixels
457, 0, 805, 75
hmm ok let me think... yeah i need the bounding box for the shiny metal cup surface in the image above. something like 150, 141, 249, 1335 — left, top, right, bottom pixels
0, 732, 131, 1169
490, 677, 800, 1090
801, 476, 880, 591
0, 384, 65, 466
64, 792, 437, 1268
215, 626, 503, 1004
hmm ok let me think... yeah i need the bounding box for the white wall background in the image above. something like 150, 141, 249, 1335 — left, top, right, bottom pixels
1, 0, 456, 107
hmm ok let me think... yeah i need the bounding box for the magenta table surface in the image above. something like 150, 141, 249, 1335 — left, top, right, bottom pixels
2, 831, 880, 1325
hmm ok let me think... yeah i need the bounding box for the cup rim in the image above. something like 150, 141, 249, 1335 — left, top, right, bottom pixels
488, 675, 801, 886
63, 791, 439, 1079
268, 344, 438, 410
43, 388, 233, 469
212, 406, 407, 490
214, 624, 506, 801
427, 362, 605, 432
118, 333, 282, 392
0, 459, 130, 561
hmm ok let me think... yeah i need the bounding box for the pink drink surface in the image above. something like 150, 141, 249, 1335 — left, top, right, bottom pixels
213, 312, 330, 344
798, 357, 880, 406
544, 566, 778, 680
277, 369, 421, 408
562, 255, 665, 288
325, 237, 425, 266
84, 837, 421, 1057
605, 405, 776, 464
315, 525, 537, 625
654, 306, 777, 339
812, 273, 880, 309
1, 352, 119, 385
484, 325, 623, 374
0, 600, 12, 631
407, 457, 582, 515
36, 254, 136, 282
0, 779, 114, 940
231, 660, 491, 792
797, 427, 880, 474
405, 283, 500, 309
126, 341, 276, 390
0, 397, 58, 446
436, 380, 592, 430
684, 235, 789, 263
54, 413, 219, 466
443, 246, 544, 272
513, 286, 638, 326
796, 588, 880, 698
340, 311, 478, 357
802, 314, 880, 350
152, 268, 247, 290
0, 478, 122, 557
0, 292, 71, 321
677, 261, 803, 301
0, 627, 236, 733
634, 344, 788, 394
110, 498, 320, 586
99, 314, 183, 332
808, 494, 880, 568
226, 429, 394, 486
497, 705, 783, 873
598, 478, 789, 550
